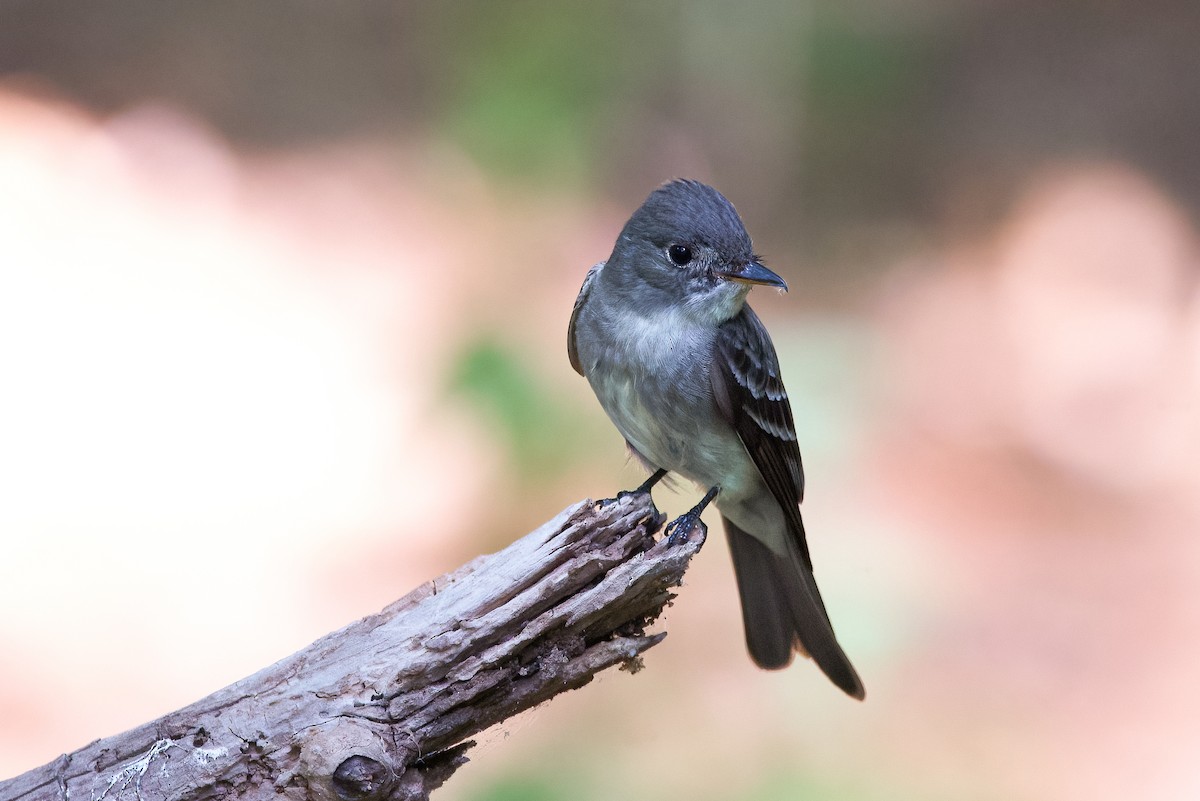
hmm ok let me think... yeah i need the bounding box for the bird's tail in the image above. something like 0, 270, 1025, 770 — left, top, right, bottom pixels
723, 515, 865, 700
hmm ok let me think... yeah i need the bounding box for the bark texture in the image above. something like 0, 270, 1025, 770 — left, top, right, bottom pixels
1, 493, 705, 801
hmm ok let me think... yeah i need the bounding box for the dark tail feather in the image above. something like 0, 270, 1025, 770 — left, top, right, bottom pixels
723, 515, 866, 700
726, 521, 794, 669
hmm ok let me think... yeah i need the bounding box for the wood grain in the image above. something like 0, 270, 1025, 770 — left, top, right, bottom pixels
0, 493, 705, 801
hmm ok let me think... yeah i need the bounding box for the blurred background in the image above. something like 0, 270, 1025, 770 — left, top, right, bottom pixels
2, 1, 1198, 799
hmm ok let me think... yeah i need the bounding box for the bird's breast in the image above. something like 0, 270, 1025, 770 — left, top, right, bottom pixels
578, 304, 751, 493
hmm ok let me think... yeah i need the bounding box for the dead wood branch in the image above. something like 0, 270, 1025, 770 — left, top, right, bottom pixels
0, 493, 705, 801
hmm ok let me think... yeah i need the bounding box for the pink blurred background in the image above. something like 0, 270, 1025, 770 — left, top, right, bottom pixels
2, 4, 1198, 800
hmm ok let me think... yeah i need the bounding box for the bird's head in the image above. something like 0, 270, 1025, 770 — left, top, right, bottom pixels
604, 179, 787, 323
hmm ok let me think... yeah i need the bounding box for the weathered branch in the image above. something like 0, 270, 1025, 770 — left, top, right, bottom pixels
0, 493, 706, 801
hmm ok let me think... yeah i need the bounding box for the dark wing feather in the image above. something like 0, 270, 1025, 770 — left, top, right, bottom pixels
567, 262, 604, 376
712, 305, 865, 698
710, 305, 811, 567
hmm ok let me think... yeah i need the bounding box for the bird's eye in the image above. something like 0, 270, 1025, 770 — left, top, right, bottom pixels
667, 244, 694, 266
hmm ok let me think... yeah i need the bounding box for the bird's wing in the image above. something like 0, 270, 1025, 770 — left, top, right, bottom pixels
713, 307, 863, 697
567, 261, 604, 376
710, 305, 810, 565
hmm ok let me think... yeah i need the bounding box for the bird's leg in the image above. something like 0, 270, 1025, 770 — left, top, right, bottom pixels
600, 467, 669, 508
632, 467, 669, 496
664, 485, 719, 545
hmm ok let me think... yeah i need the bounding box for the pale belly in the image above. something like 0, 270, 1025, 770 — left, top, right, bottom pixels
575, 294, 790, 549
588, 354, 758, 506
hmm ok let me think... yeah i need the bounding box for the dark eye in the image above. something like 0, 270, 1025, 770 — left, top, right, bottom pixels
667, 244, 694, 266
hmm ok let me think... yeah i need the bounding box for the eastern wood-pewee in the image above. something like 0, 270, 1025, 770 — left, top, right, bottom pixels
568, 179, 864, 699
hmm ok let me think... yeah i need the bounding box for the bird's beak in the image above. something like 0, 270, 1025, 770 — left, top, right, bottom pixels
716, 261, 788, 291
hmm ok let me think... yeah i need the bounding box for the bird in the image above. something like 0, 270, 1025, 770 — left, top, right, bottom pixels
567, 179, 864, 699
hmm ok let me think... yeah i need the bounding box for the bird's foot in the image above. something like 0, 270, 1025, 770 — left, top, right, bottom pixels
599, 468, 669, 508
664, 485, 719, 545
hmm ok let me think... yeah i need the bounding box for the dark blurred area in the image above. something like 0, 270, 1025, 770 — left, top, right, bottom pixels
6, 1, 1198, 271
2, 3, 1198, 801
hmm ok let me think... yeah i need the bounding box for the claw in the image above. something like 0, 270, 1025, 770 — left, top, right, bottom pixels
664, 516, 696, 545
663, 485, 719, 545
